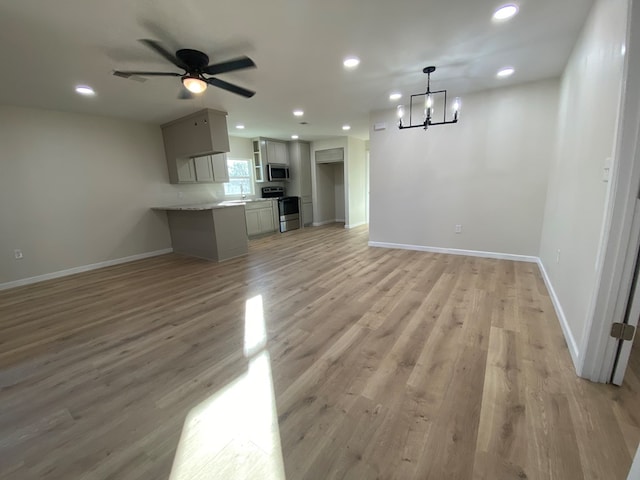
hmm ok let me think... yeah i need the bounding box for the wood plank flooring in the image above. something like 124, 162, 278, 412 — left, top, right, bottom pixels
0, 224, 638, 479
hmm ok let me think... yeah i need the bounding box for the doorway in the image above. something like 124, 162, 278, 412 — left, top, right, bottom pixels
314, 161, 345, 225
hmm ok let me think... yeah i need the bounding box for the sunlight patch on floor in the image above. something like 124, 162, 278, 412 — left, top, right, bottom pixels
169, 295, 286, 480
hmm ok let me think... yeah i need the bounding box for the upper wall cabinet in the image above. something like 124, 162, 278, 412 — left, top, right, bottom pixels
253, 140, 265, 183
176, 154, 229, 184
315, 147, 344, 164
255, 138, 289, 166
162, 109, 230, 184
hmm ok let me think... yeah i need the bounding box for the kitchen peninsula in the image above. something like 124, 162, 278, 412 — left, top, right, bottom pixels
153, 203, 247, 262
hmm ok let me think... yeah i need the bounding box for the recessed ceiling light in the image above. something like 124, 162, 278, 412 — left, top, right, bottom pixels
236, 124, 245, 129
389, 92, 402, 101
75, 85, 95, 96
343, 57, 360, 68
293, 110, 304, 117
291, 135, 299, 140
493, 4, 519, 21
497, 67, 515, 78
342, 125, 351, 131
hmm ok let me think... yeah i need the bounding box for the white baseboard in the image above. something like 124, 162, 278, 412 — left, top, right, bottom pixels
312, 220, 337, 226
367, 241, 538, 263
0, 248, 173, 291
345, 221, 367, 229
536, 258, 580, 369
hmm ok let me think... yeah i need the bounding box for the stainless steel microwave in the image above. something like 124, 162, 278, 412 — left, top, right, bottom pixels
267, 163, 290, 181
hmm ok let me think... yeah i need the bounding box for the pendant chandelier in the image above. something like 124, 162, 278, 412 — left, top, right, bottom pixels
397, 66, 461, 130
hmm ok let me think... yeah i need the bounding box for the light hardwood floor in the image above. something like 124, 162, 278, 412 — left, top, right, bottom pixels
0, 224, 638, 479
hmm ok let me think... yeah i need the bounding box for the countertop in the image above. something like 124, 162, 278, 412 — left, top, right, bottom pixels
152, 198, 274, 211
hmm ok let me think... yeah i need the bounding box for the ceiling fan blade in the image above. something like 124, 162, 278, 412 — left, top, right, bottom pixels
113, 70, 182, 78
178, 86, 194, 100
139, 39, 188, 70
205, 77, 255, 98
202, 56, 256, 75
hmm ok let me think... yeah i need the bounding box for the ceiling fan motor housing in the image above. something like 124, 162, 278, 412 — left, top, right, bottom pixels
176, 49, 210, 73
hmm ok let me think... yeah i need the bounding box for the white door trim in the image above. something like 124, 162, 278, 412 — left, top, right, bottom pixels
612, 202, 640, 384
579, 0, 640, 382
628, 443, 640, 480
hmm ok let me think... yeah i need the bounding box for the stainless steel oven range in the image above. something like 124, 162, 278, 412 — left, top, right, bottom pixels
261, 186, 300, 232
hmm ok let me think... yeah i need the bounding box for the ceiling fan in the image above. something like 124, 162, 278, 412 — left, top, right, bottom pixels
113, 39, 256, 99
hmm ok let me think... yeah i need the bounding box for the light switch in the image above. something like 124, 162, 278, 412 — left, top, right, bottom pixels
602, 157, 612, 182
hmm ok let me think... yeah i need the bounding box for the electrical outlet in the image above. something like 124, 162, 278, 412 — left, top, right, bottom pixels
455, 224, 462, 234
14, 249, 23, 260
556, 249, 561, 264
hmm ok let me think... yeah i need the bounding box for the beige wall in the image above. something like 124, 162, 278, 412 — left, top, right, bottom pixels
228, 136, 254, 160
538, 0, 628, 357
0, 106, 229, 285
334, 164, 345, 222
369, 79, 560, 256
346, 137, 367, 228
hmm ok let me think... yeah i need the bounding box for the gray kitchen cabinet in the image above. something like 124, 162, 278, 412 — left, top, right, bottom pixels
194, 155, 214, 182
162, 109, 230, 184
252, 140, 265, 182
211, 153, 229, 182
245, 201, 276, 236
315, 147, 344, 164
254, 138, 289, 167
245, 209, 261, 235
288, 141, 313, 225
302, 202, 313, 226
177, 154, 228, 184
177, 158, 196, 183
153, 204, 248, 262
266, 140, 289, 165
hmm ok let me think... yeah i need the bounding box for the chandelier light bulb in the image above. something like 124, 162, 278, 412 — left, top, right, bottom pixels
453, 97, 461, 120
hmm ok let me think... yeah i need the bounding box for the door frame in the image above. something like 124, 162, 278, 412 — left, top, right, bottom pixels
579, 0, 640, 382
612, 208, 640, 385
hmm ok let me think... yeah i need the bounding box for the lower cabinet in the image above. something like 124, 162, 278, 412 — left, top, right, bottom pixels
302, 202, 313, 226
245, 201, 277, 236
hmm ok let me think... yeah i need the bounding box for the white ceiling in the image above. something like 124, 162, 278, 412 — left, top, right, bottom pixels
0, 0, 594, 141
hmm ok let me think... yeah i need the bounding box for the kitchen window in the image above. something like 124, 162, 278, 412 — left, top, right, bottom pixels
224, 158, 254, 197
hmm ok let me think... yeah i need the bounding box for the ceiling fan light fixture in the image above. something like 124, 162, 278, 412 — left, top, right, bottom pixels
183, 76, 207, 94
